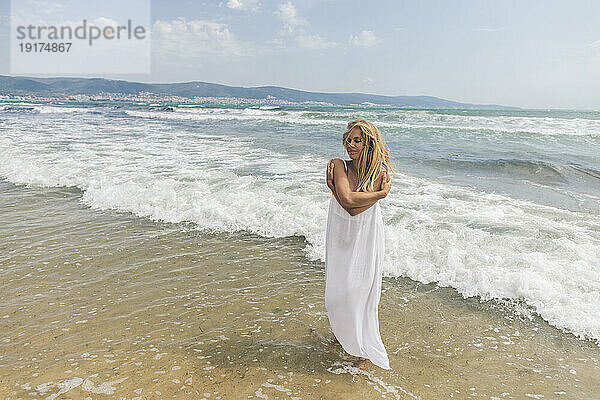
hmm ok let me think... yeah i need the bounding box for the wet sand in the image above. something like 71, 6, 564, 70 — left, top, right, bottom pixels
1, 180, 599, 399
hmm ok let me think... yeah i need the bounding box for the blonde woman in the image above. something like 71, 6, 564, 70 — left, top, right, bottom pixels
325, 119, 394, 370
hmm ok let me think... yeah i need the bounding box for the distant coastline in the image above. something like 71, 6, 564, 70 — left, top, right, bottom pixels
0, 75, 518, 109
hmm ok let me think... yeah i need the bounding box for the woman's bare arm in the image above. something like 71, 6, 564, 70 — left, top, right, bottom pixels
327, 160, 353, 212
337, 171, 387, 215
331, 158, 385, 208
355, 170, 386, 206
326, 159, 391, 215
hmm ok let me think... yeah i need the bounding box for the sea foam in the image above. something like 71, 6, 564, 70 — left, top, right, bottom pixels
1, 103, 599, 345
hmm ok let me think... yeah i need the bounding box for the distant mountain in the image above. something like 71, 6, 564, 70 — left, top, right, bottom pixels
0, 75, 517, 109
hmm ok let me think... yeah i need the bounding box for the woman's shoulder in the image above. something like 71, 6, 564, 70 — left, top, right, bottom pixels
331, 158, 347, 168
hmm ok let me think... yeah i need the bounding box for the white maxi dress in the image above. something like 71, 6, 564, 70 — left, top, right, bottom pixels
325, 159, 391, 370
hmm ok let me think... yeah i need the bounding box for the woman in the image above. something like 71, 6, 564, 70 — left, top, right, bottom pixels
325, 119, 394, 370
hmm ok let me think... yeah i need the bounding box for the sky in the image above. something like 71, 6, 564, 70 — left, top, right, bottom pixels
1, 0, 600, 109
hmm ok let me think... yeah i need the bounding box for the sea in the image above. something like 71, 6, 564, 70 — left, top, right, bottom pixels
1, 101, 599, 399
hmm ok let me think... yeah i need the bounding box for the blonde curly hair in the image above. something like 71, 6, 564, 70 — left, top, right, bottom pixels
342, 119, 396, 192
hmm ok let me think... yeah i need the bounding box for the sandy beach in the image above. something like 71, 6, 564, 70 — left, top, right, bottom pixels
2, 0, 600, 396
2, 180, 599, 399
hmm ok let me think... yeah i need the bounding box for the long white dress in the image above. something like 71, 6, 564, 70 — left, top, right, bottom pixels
325, 159, 391, 370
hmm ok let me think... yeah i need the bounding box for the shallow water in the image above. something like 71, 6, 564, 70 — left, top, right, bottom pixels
1, 180, 599, 399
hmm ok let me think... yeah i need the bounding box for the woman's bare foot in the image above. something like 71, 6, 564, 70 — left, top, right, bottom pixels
355, 357, 369, 370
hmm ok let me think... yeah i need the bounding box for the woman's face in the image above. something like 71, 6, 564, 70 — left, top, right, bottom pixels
345, 126, 364, 160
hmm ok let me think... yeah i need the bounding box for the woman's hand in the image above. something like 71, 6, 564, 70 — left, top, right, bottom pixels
380, 171, 392, 198
326, 159, 335, 193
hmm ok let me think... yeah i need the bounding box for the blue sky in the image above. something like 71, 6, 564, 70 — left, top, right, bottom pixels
1, 0, 600, 109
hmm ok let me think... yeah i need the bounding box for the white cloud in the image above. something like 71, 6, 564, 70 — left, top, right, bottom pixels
275, 1, 307, 35
348, 30, 380, 47
226, 0, 260, 12
93, 17, 120, 28
152, 18, 247, 57
296, 34, 338, 49
273, 2, 337, 50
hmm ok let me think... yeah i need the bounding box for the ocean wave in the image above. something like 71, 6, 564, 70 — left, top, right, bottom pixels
569, 164, 600, 180
120, 106, 600, 137
7, 102, 599, 138
1, 105, 599, 345
433, 158, 567, 182
2, 153, 599, 345
123, 108, 346, 127
0, 104, 95, 114
429, 158, 600, 188
377, 175, 600, 344
0, 105, 36, 112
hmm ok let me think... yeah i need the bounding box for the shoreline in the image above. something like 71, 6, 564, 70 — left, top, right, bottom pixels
1, 180, 599, 399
